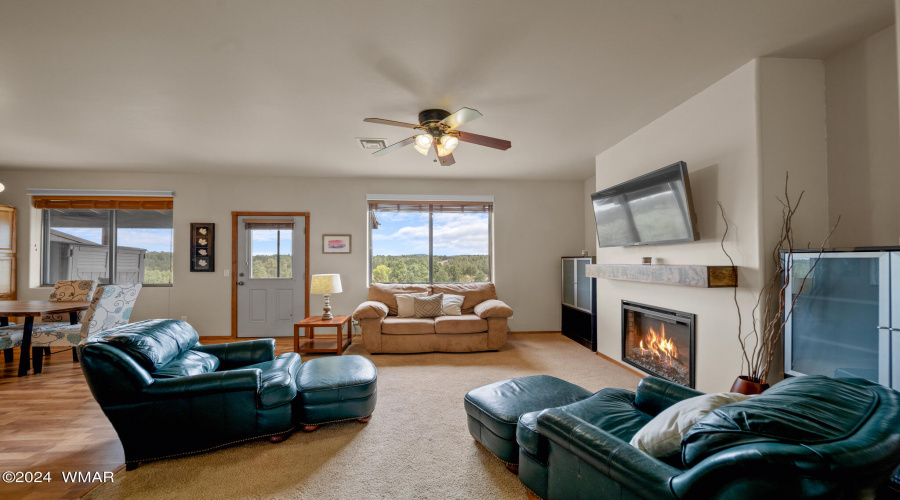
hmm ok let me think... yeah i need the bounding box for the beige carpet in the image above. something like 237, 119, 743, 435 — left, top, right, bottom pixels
87, 333, 640, 500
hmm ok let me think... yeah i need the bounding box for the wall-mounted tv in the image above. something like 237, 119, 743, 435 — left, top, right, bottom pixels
591, 161, 700, 248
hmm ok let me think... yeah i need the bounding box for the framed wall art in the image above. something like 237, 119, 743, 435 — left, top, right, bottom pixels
323, 234, 351, 254
190, 223, 215, 272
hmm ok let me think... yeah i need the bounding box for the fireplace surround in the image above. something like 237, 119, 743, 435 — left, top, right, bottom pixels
622, 301, 696, 388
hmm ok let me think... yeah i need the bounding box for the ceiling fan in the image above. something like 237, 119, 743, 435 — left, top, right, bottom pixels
363, 108, 512, 166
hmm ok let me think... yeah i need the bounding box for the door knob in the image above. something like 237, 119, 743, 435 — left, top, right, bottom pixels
237, 281, 245, 286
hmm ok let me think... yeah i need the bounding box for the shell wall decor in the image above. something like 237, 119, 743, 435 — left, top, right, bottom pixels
190, 223, 215, 272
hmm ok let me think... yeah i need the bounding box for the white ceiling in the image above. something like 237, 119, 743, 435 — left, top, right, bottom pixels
0, 0, 894, 181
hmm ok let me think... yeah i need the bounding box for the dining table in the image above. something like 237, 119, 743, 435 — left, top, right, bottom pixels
0, 300, 92, 376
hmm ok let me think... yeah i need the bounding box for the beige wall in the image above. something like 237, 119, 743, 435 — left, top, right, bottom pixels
757, 58, 830, 381
583, 176, 596, 255
594, 60, 764, 393
592, 59, 830, 392
825, 25, 900, 247
0, 171, 585, 334
759, 58, 829, 256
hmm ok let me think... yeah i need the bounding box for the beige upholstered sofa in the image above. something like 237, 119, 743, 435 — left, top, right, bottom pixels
351, 282, 513, 354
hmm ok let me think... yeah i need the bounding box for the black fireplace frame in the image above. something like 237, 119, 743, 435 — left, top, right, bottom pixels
621, 301, 696, 388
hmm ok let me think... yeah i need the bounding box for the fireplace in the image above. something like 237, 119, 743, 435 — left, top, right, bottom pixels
622, 301, 696, 388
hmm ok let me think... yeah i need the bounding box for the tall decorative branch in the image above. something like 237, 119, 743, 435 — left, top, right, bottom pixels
717, 201, 749, 375
719, 172, 839, 385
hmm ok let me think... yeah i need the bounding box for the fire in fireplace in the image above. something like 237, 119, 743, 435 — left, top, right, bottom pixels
621, 301, 695, 388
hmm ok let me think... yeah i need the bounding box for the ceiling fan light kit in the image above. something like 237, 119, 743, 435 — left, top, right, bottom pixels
440, 134, 459, 151
363, 107, 511, 166
415, 133, 434, 148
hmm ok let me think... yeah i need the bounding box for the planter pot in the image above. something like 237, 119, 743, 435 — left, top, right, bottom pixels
730, 376, 770, 395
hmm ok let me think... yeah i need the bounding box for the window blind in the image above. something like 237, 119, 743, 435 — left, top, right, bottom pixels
367, 201, 492, 213
244, 219, 295, 230
32, 197, 173, 210
29, 189, 174, 210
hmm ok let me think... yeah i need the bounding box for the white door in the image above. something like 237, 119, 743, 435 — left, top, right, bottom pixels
237, 216, 305, 337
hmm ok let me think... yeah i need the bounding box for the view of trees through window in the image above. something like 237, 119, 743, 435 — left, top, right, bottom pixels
371, 255, 488, 283
370, 209, 490, 284
144, 251, 174, 284
252, 254, 293, 278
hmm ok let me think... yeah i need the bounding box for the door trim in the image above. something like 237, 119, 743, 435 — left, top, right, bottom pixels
231, 211, 310, 338
0, 205, 16, 301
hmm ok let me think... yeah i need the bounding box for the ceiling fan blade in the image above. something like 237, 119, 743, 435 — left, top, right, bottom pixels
455, 131, 512, 150
433, 142, 456, 166
363, 118, 422, 130
440, 107, 483, 130
373, 136, 416, 156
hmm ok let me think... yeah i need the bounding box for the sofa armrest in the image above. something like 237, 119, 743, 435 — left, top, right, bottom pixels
474, 299, 513, 319
634, 376, 704, 416
670, 443, 830, 498
143, 369, 261, 399
538, 408, 680, 499
193, 339, 275, 370
353, 301, 389, 320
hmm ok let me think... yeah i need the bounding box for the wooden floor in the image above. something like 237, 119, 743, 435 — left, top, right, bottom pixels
0, 338, 300, 500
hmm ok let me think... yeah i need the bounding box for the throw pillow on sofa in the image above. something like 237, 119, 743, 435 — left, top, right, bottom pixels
414, 293, 443, 318
396, 292, 428, 318
441, 294, 465, 316
629, 392, 753, 458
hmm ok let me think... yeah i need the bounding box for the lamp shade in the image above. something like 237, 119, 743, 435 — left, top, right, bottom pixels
310, 274, 342, 294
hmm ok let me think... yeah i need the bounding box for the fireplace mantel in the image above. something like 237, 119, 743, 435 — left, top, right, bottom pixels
585, 264, 737, 288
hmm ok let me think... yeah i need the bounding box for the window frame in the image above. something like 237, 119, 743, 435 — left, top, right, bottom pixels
40, 208, 174, 287
367, 201, 493, 285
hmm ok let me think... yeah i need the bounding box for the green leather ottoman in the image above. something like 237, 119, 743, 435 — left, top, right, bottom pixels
293, 355, 377, 431
464, 375, 592, 472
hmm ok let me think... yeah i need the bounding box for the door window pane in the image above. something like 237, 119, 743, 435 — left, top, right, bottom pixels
44, 209, 111, 284
250, 229, 293, 279
432, 212, 489, 283
280, 230, 293, 278
116, 210, 174, 284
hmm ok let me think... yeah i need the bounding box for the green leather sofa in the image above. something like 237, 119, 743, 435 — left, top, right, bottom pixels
79, 319, 301, 468
521, 375, 900, 499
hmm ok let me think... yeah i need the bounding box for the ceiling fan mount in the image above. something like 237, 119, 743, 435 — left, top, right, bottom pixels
417, 109, 451, 127
363, 107, 511, 166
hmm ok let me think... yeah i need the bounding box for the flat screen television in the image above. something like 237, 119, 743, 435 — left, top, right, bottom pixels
591, 161, 700, 248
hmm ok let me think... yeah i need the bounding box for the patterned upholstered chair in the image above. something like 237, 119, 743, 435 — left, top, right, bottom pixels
1, 284, 142, 373
44, 279, 100, 323
0, 279, 98, 361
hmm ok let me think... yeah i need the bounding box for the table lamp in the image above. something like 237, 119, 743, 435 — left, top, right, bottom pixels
310, 274, 342, 320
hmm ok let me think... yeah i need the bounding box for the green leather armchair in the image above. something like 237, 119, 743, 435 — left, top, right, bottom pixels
79, 319, 301, 468
524, 376, 900, 499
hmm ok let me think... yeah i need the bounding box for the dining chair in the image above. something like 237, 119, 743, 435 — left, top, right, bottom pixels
0, 283, 142, 373
0, 279, 98, 362
43, 280, 100, 323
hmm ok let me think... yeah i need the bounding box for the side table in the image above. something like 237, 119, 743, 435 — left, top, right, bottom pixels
294, 315, 352, 355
